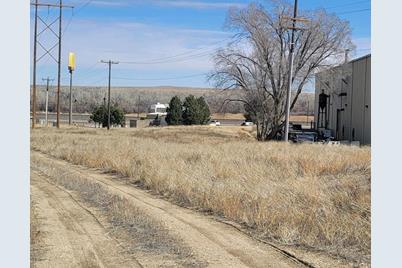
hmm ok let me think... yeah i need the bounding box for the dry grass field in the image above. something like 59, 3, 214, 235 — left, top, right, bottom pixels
210, 113, 314, 122
31, 126, 370, 265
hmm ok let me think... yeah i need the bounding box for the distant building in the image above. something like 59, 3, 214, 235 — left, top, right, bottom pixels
148, 103, 169, 117
314, 54, 371, 145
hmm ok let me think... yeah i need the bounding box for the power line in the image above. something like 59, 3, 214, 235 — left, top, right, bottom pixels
62, 0, 94, 36
75, 0, 94, 14
324, 0, 370, 11
62, 8, 74, 35
119, 49, 218, 65
336, 8, 371, 15
117, 36, 240, 65
139, 37, 233, 62
114, 73, 206, 81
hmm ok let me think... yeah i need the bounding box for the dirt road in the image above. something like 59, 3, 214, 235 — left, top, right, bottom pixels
31, 151, 309, 268
31, 170, 141, 267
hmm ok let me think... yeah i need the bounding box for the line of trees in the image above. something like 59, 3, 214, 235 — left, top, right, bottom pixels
166, 95, 211, 125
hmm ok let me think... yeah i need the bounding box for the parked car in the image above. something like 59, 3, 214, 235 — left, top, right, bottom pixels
289, 131, 317, 143
241, 121, 254, 126
209, 120, 221, 126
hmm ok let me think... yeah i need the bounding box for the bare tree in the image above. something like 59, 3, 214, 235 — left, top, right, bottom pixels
210, 1, 354, 140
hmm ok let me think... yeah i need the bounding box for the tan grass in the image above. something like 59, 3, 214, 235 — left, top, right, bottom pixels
31, 126, 371, 264
210, 113, 314, 122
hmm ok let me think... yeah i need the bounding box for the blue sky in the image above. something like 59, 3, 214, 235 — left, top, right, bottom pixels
31, 0, 371, 88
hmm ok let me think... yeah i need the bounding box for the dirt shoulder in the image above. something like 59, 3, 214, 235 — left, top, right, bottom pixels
30, 170, 141, 268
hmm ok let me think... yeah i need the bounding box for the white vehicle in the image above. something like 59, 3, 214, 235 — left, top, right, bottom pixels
241, 121, 254, 126
209, 120, 221, 126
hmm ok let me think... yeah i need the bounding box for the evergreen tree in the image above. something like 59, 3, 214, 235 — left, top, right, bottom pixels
166, 96, 183, 125
90, 104, 125, 128
182, 95, 211, 125
197, 96, 211, 124
182, 95, 198, 125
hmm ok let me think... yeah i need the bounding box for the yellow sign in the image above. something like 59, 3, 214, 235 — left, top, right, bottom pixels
68, 52, 76, 71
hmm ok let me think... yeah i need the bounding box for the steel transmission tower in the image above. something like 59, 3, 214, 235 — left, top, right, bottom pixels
30, 0, 73, 128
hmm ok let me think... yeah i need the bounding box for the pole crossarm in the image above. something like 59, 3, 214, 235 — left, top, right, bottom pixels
30, 2, 74, 8
282, 16, 310, 23
100, 60, 120, 64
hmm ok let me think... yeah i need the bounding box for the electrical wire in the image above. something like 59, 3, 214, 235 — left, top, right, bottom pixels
74, 0, 94, 15
324, 0, 370, 11
62, 0, 94, 35
117, 36, 245, 65
62, 8, 74, 35
335, 8, 371, 15
113, 73, 206, 81
119, 48, 219, 65
132, 37, 232, 62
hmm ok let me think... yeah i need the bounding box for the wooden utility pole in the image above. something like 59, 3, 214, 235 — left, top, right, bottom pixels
283, 0, 298, 142
137, 95, 141, 119
42, 77, 54, 127
31, 0, 38, 128
283, 0, 309, 141
56, 0, 63, 128
101, 60, 119, 130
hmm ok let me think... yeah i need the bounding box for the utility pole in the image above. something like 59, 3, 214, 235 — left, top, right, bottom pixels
69, 68, 73, 125
68, 52, 76, 125
32, 0, 38, 128
42, 77, 54, 126
101, 60, 119, 130
283, 0, 298, 142
137, 95, 141, 119
56, 0, 62, 128
30, 1, 74, 129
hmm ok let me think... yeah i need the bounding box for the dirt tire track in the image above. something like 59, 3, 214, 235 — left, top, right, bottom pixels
31, 170, 142, 268
32, 151, 307, 268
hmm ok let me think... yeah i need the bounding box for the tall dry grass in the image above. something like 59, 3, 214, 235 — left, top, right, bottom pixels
31, 126, 371, 264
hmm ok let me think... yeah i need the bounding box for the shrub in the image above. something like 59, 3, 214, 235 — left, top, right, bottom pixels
182, 95, 210, 125
166, 96, 183, 125
90, 104, 125, 128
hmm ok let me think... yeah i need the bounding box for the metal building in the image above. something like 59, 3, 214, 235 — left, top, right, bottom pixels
314, 54, 371, 145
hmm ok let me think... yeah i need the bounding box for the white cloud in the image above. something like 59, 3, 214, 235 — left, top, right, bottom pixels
31, 17, 233, 86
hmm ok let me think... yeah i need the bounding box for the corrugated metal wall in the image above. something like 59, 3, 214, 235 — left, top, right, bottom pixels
363, 57, 371, 144
314, 55, 371, 144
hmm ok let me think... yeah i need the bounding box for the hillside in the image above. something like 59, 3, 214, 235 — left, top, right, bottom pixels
31, 85, 315, 115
